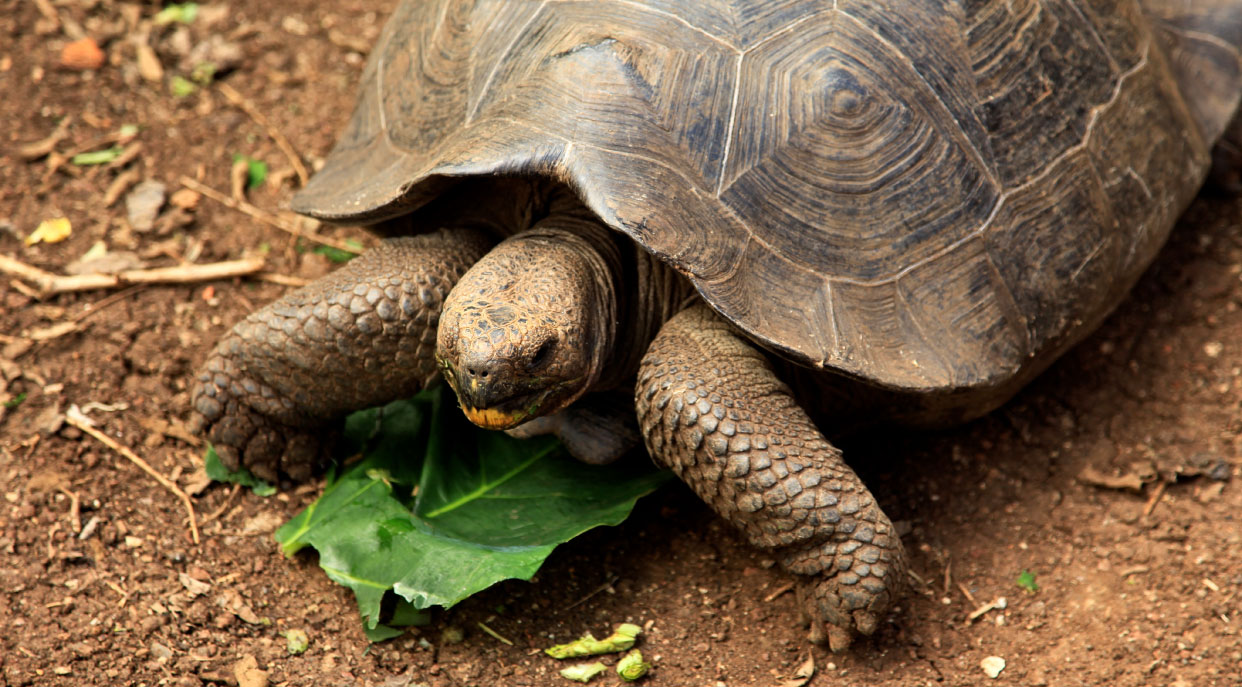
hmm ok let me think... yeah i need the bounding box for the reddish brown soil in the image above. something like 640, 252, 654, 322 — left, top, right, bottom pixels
2, 3, 1240, 686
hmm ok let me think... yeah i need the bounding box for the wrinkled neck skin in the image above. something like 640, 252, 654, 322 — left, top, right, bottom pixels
436, 185, 693, 430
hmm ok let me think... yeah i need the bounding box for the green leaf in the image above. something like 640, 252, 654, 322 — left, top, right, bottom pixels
231, 154, 268, 189
3, 392, 26, 409
275, 386, 669, 635
71, 146, 123, 165
362, 623, 406, 642
170, 75, 198, 97
560, 662, 607, 683
1017, 569, 1039, 593
204, 445, 276, 496
190, 61, 218, 86
313, 244, 357, 263
155, 3, 199, 25
616, 649, 652, 681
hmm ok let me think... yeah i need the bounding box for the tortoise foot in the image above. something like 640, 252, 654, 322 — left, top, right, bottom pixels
792, 536, 905, 651
636, 304, 907, 650
190, 351, 332, 483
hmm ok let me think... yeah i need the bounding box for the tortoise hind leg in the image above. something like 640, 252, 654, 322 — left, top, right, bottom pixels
635, 304, 906, 650
191, 228, 494, 482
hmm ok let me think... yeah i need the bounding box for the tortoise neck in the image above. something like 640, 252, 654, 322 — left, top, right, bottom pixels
526, 187, 695, 392
600, 248, 695, 390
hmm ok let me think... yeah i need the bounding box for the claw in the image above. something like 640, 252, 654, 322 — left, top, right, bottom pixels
191, 363, 330, 483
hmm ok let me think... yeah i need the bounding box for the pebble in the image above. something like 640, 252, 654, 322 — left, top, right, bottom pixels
125, 180, 166, 232
980, 656, 1006, 679
150, 641, 174, 660
60, 38, 104, 70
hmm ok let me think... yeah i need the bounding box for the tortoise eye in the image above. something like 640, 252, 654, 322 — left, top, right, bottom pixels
529, 338, 557, 370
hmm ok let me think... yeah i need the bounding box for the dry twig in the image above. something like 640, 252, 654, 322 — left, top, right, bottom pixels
65, 413, 200, 545
179, 175, 362, 254
204, 484, 242, 523
18, 116, 73, 160
70, 285, 148, 323
254, 272, 309, 287
564, 575, 621, 611
956, 581, 977, 604
0, 253, 265, 297
966, 597, 1006, 624
58, 487, 82, 534
763, 582, 796, 603
1142, 481, 1168, 520
217, 83, 310, 186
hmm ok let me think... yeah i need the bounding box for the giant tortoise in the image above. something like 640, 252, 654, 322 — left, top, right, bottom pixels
191, 0, 1242, 648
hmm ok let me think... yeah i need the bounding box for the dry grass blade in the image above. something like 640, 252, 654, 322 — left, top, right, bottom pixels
65, 413, 200, 545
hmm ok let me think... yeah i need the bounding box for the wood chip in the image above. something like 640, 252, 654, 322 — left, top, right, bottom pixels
135, 40, 163, 82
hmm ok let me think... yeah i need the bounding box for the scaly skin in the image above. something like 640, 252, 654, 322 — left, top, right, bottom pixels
635, 304, 906, 650
190, 229, 493, 481
436, 198, 623, 430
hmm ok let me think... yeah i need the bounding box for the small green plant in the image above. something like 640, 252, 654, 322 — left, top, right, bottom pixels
312, 239, 364, 263
1017, 569, 1039, 593
155, 3, 199, 25
231, 154, 268, 189
71, 146, 123, 165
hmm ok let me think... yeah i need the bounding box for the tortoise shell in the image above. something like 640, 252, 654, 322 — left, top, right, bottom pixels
293, 0, 1242, 393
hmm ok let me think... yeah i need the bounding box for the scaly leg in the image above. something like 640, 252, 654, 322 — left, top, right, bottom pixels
635, 304, 906, 650
191, 229, 494, 481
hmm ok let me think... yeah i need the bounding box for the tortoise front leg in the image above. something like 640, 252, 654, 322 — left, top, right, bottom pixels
635, 304, 906, 650
191, 229, 494, 482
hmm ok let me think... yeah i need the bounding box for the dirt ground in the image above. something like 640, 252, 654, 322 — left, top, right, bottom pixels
2, 2, 1241, 686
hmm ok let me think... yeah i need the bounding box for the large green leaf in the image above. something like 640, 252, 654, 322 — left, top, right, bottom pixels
274, 385, 670, 635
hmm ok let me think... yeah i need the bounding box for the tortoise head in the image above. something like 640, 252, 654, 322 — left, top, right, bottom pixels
436, 227, 618, 430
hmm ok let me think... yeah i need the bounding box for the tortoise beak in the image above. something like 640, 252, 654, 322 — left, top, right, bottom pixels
438, 358, 547, 430
460, 405, 530, 430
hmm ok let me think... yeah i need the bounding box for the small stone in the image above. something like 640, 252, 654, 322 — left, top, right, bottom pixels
1204, 341, 1224, 358
233, 655, 268, 687
33, 404, 65, 436
126, 180, 167, 232
169, 188, 201, 210
60, 37, 105, 70
150, 641, 174, 660
980, 656, 1006, 679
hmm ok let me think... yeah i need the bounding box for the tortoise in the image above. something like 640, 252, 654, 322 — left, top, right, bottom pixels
191, 0, 1242, 649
